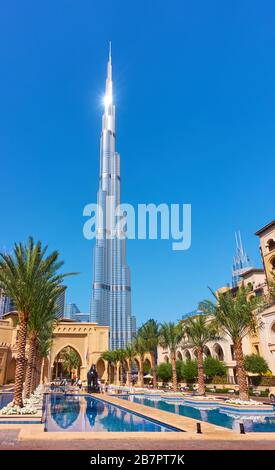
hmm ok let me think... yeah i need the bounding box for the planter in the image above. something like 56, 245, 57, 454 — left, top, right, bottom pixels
220, 401, 273, 414
184, 396, 224, 406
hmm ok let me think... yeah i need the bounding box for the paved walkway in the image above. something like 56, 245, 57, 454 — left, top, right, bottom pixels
1, 433, 275, 450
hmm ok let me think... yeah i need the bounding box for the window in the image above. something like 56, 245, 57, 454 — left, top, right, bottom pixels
230, 345, 235, 360
267, 239, 275, 253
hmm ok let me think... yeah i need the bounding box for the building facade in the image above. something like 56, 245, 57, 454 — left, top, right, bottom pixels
55, 291, 65, 318
0, 313, 109, 385
64, 303, 80, 320
90, 46, 135, 349
158, 220, 275, 379
0, 289, 14, 319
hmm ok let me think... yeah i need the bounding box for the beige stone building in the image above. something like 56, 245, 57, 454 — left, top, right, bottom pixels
158, 220, 275, 380
0, 316, 109, 386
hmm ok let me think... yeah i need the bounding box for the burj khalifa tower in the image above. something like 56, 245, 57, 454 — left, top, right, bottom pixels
90, 45, 136, 349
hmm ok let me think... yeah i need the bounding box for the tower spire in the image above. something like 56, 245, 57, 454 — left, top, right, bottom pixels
91, 46, 135, 349
104, 42, 113, 115
232, 231, 251, 287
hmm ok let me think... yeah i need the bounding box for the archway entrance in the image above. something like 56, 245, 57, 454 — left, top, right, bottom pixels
7, 358, 16, 383
96, 359, 106, 380
213, 344, 224, 361
177, 351, 183, 361
183, 350, 191, 361
52, 346, 82, 380
203, 346, 211, 358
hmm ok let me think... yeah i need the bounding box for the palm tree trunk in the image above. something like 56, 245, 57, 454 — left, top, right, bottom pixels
197, 347, 205, 396
120, 364, 124, 385
25, 335, 37, 398
13, 316, 28, 407
234, 337, 249, 400
139, 357, 144, 388
31, 344, 40, 393
171, 352, 177, 391
128, 359, 132, 386
151, 352, 157, 388
35, 354, 43, 389
114, 363, 118, 385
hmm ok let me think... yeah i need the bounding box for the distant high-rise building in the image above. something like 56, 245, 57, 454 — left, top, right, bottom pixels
64, 303, 80, 320
0, 289, 14, 318
182, 309, 202, 321
74, 313, 90, 323
232, 231, 251, 287
131, 315, 137, 336
55, 291, 66, 318
90, 45, 135, 349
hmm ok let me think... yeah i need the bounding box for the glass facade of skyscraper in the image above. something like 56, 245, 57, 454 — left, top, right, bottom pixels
90, 47, 135, 349
0, 290, 14, 319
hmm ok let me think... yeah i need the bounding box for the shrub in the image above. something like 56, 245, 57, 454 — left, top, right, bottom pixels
244, 354, 269, 375
156, 363, 172, 382
176, 360, 185, 381
157, 361, 185, 382
181, 359, 198, 382
203, 356, 227, 377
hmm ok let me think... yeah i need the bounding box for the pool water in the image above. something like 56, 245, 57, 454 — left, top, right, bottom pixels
0, 393, 13, 409
119, 395, 275, 433
44, 394, 180, 432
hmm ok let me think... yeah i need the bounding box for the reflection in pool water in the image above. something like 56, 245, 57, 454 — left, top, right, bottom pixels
50, 394, 81, 429
45, 394, 180, 432
120, 395, 275, 433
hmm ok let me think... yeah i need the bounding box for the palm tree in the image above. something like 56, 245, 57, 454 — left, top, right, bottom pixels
159, 322, 184, 391
60, 347, 81, 378
115, 349, 127, 385
100, 350, 117, 384
137, 319, 160, 388
124, 344, 135, 386
182, 315, 220, 395
35, 334, 53, 389
25, 290, 61, 397
0, 237, 75, 407
132, 335, 147, 388
199, 286, 261, 400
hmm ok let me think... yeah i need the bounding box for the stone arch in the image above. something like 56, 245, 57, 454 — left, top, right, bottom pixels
7, 358, 16, 383
109, 364, 115, 383
51, 344, 83, 368
52, 345, 82, 380
183, 350, 191, 361
143, 357, 151, 372
133, 356, 141, 369
96, 358, 106, 380
213, 343, 224, 361
177, 351, 183, 361
203, 346, 211, 358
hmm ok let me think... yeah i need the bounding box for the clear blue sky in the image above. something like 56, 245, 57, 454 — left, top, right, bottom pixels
1, 1, 275, 325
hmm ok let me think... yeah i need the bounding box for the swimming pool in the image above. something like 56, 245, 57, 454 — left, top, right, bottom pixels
119, 395, 275, 433
44, 394, 181, 432
0, 393, 13, 410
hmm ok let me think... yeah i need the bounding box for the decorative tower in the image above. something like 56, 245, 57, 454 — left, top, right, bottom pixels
232, 231, 251, 287
90, 45, 135, 349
